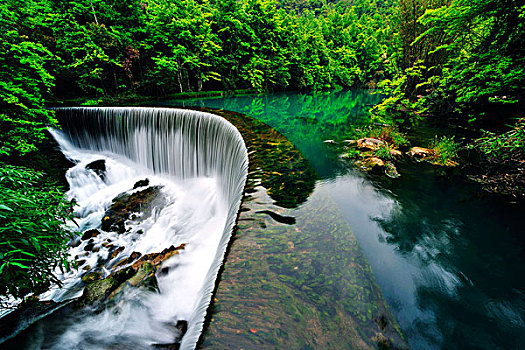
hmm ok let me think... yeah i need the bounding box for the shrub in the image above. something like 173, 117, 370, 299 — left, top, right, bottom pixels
0, 164, 75, 300
473, 119, 525, 160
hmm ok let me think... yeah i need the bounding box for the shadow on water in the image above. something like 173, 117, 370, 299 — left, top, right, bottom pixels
155, 90, 525, 349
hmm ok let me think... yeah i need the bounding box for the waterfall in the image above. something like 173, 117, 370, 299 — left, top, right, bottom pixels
51, 107, 248, 349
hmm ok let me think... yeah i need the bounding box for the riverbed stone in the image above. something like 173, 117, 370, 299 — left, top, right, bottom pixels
82, 229, 100, 240
101, 186, 163, 233
86, 159, 106, 179
357, 138, 384, 151
78, 244, 186, 308
385, 162, 400, 178
407, 147, 434, 160
133, 178, 150, 189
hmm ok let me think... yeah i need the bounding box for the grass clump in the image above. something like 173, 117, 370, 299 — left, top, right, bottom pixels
355, 125, 409, 149
429, 136, 458, 166
374, 143, 396, 161
370, 126, 409, 148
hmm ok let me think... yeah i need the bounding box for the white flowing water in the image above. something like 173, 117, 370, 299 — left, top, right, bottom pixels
39, 107, 248, 349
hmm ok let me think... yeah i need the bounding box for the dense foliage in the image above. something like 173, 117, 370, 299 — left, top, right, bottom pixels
0, 164, 74, 299
0, 1, 57, 158
1, 0, 524, 299
374, 0, 525, 125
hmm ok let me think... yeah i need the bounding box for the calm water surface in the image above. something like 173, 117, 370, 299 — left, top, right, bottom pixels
156, 90, 525, 349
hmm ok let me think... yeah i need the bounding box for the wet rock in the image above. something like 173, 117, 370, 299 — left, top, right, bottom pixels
159, 266, 170, 276
84, 243, 95, 252
355, 157, 386, 175
385, 162, 401, 179
78, 244, 186, 308
342, 139, 358, 145
101, 186, 163, 233
111, 246, 125, 259
389, 149, 403, 158
130, 251, 142, 260
407, 147, 434, 160
113, 251, 142, 270
357, 138, 384, 151
108, 262, 158, 299
86, 159, 106, 179
372, 332, 392, 349
101, 211, 126, 233
82, 271, 104, 283
82, 229, 100, 241
79, 273, 128, 307
175, 320, 188, 335
364, 157, 386, 168
133, 178, 150, 189
131, 244, 186, 269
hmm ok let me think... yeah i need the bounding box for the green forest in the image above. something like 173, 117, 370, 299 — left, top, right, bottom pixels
1, 0, 524, 300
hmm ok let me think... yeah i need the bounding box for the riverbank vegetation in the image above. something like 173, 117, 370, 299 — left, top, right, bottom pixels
1, 0, 524, 299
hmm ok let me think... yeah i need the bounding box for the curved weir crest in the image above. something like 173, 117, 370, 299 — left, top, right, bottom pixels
51, 107, 248, 349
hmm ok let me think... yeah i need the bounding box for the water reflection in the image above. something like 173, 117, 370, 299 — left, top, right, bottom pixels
324, 166, 525, 348
156, 90, 525, 349
157, 90, 382, 178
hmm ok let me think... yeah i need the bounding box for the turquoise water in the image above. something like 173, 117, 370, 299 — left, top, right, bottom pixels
154, 90, 525, 349
165, 90, 379, 178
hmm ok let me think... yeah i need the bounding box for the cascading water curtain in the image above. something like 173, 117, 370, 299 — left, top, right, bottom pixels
54, 107, 248, 349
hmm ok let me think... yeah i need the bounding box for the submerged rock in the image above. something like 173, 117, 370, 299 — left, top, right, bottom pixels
101, 186, 163, 233
86, 159, 106, 179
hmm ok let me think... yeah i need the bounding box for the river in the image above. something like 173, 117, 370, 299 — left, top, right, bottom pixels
154, 90, 525, 349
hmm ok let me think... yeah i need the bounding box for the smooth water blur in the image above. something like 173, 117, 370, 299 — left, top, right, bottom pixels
158, 90, 525, 349
159, 90, 381, 178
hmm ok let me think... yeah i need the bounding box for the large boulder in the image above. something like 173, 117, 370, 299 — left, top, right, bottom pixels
101, 186, 163, 233
78, 244, 186, 308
